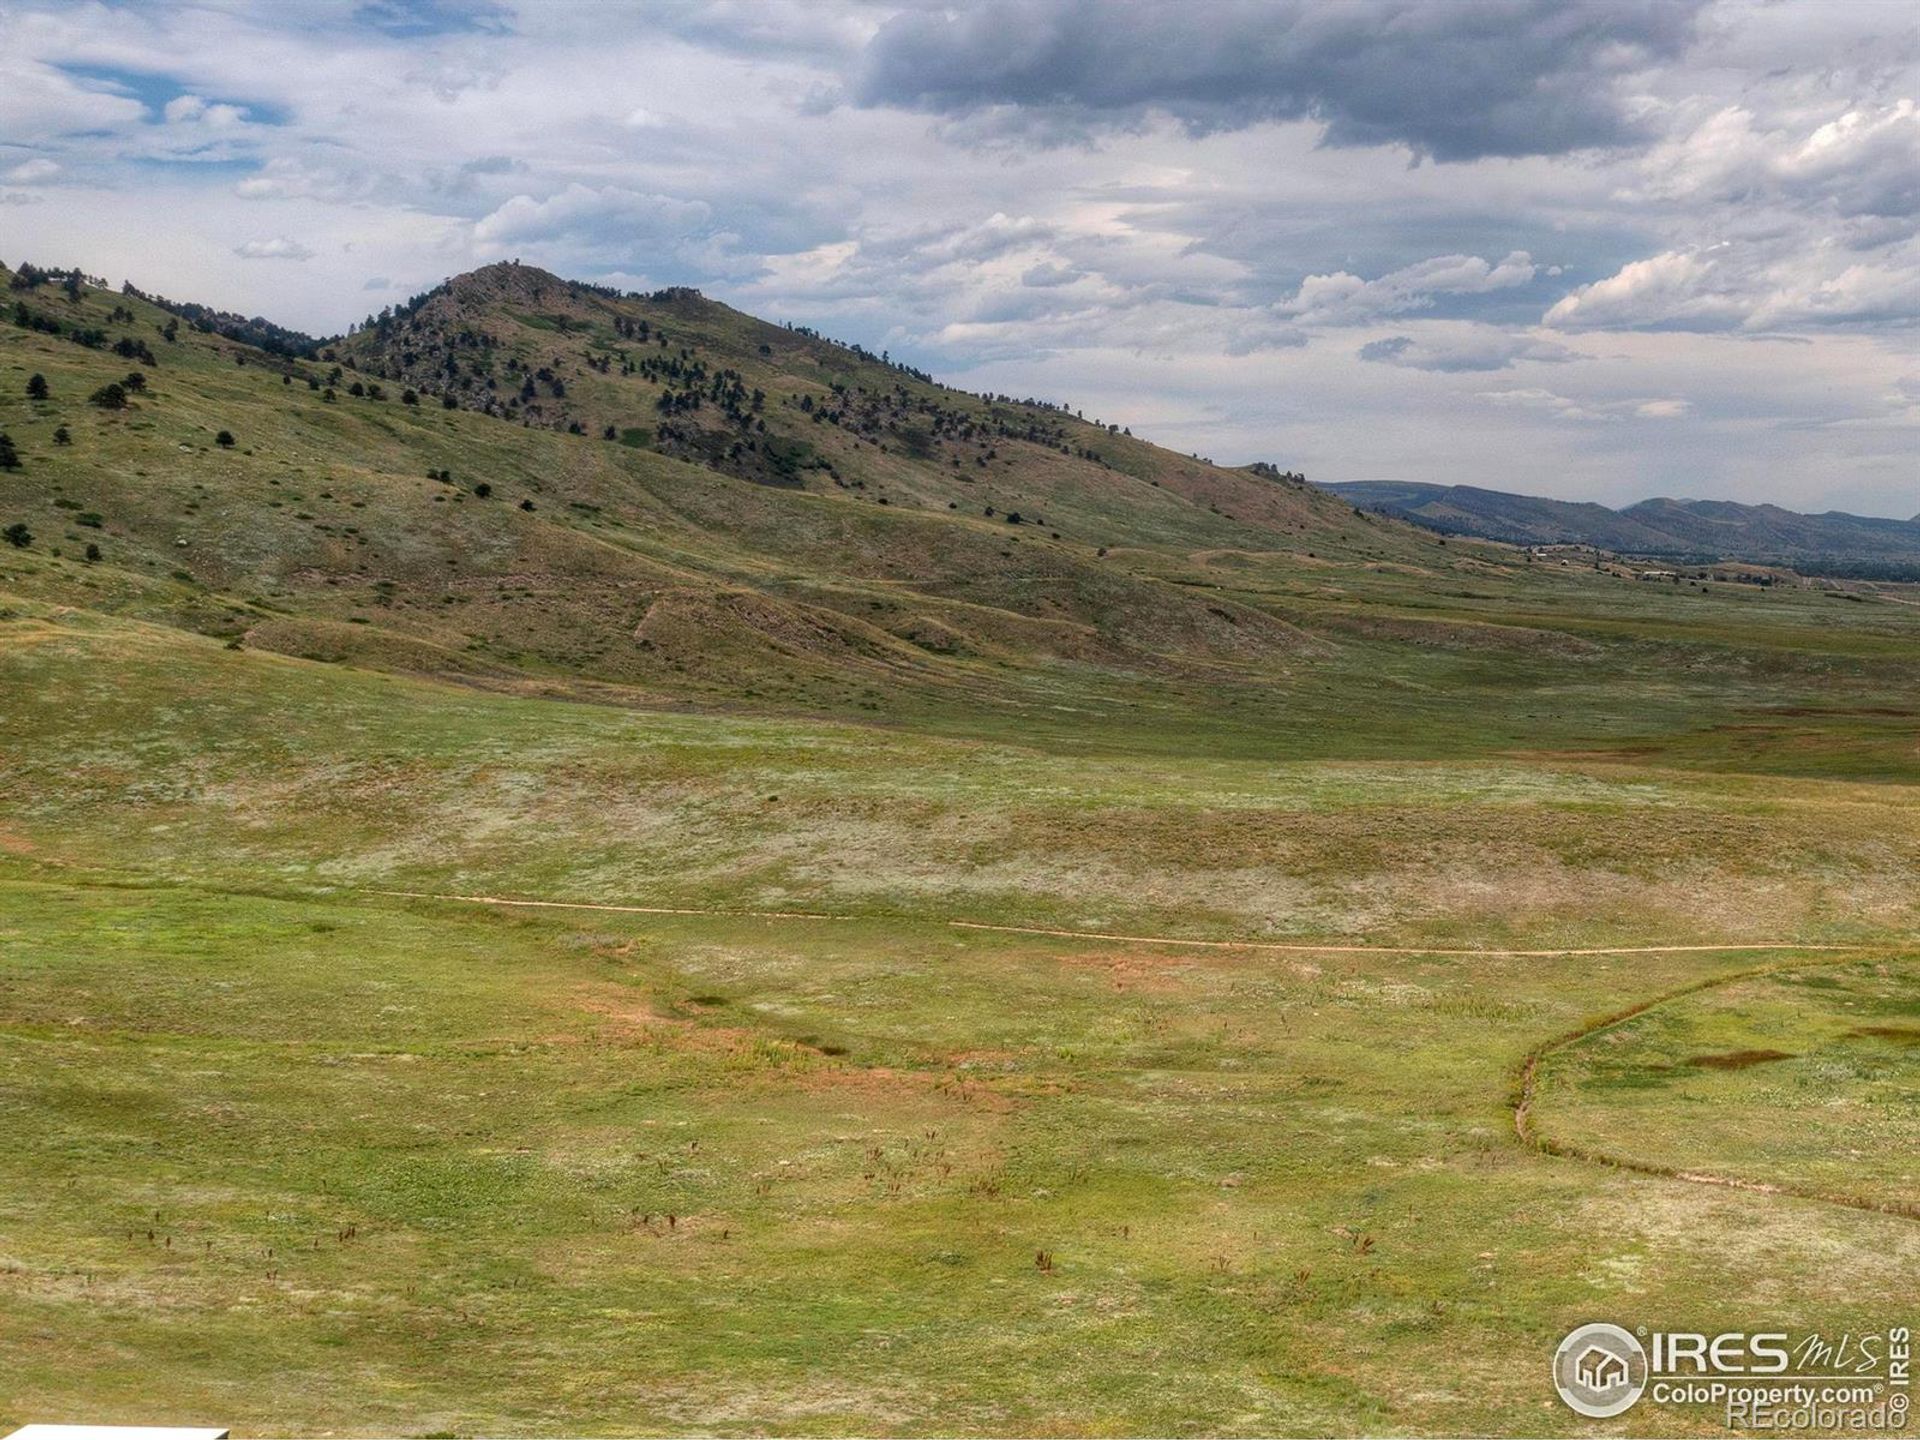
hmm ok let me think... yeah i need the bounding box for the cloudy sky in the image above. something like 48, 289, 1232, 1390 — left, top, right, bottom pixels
3, 1, 1917, 515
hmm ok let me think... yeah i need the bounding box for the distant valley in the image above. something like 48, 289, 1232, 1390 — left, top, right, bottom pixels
1321, 480, 1920, 577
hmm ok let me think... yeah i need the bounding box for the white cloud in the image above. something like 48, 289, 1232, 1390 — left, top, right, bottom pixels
3, 158, 59, 184
1639, 100, 1920, 219
1546, 241, 1920, 332
1754, 256, 1920, 328
1477, 387, 1610, 421
1544, 250, 1732, 330
1554, 95, 1920, 335
235, 158, 374, 204
1022, 260, 1081, 288
1278, 251, 1536, 325
234, 236, 315, 261
164, 94, 248, 127
0, 57, 145, 134
1359, 327, 1580, 372
1477, 387, 1692, 422
473, 183, 712, 251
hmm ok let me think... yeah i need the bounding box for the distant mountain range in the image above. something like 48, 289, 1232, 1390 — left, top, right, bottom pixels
1319, 482, 1920, 577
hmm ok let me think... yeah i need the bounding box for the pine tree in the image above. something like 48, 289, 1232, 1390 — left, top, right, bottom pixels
25, 373, 48, 400
0, 432, 19, 470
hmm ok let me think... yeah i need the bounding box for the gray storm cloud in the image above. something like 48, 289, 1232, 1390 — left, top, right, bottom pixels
852, 0, 1705, 160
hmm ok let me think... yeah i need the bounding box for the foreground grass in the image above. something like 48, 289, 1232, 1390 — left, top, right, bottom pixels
4, 263, 1917, 1436
1536, 956, 1920, 1213
3, 879, 1914, 1435
0, 599, 1915, 1433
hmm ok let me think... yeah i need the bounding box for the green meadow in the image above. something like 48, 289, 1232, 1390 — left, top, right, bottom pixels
1, 263, 1916, 1433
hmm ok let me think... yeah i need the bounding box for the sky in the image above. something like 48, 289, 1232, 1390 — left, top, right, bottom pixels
1, 0, 1916, 516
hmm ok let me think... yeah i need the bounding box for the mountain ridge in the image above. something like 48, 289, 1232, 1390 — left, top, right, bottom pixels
1, 256, 1480, 748
13, 254, 1911, 762
1321, 480, 1920, 574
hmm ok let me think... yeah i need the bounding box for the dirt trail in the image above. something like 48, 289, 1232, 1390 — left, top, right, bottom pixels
1513, 947, 1920, 1223
370, 886, 1915, 1218
367, 889, 1871, 959
370, 890, 847, 922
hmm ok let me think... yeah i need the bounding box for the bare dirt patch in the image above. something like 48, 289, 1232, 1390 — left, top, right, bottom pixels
1681, 1048, 1797, 1070
1848, 1025, 1920, 1045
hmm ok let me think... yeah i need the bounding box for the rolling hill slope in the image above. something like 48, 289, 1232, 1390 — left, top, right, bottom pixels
5, 256, 1919, 765
0, 259, 1520, 733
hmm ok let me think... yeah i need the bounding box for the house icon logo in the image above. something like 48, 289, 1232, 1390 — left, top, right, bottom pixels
1577, 1345, 1628, 1390
1554, 1322, 1649, 1418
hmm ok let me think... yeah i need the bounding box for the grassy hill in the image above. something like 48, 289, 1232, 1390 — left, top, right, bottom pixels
7, 258, 1919, 759
3, 260, 1414, 732
3, 259, 1918, 1435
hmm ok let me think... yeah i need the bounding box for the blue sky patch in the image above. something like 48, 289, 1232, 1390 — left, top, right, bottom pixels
58, 63, 291, 126
352, 0, 512, 39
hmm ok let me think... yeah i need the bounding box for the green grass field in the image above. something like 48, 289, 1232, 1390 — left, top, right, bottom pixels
3, 605, 1915, 1435
1, 264, 1917, 1434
